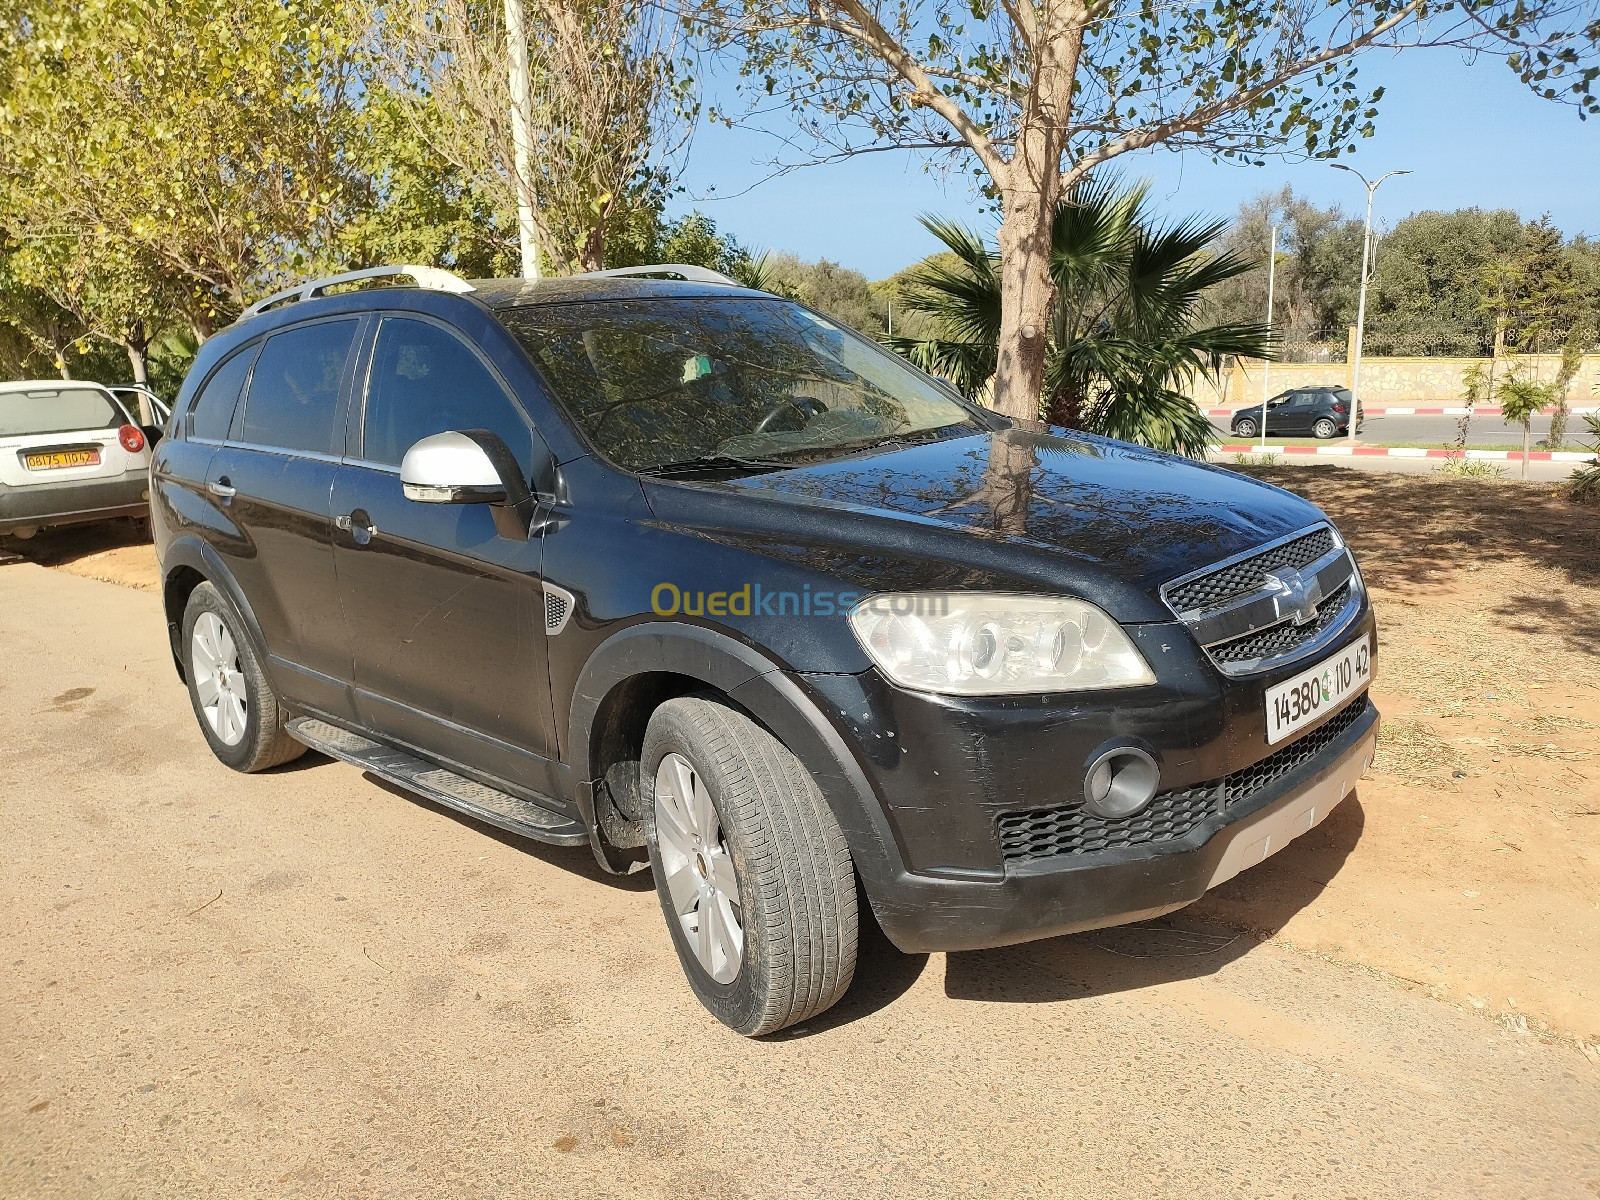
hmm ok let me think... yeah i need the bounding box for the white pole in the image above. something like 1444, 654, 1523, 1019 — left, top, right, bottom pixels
1335, 166, 1409, 445
1349, 188, 1373, 446
1260, 223, 1278, 455
504, 0, 540, 281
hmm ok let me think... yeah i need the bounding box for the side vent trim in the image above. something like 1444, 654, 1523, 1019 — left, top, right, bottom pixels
542, 582, 575, 636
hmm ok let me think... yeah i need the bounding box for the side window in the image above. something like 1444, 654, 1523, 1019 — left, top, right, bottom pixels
362, 317, 535, 475
189, 347, 256, 442
239, 320, 358, 455
1288, 392, 1314, 408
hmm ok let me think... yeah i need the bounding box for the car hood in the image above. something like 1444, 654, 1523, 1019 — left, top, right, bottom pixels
643, 424, 1329, 623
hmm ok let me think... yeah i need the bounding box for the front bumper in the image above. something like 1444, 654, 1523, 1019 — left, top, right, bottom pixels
0, 470, 148, 534
861, 694, 1378, 953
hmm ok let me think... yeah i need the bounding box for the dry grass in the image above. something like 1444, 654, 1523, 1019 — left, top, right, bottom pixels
1373, 718, 1464, 785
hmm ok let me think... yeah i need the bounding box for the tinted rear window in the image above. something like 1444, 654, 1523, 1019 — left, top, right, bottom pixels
239, 320, 358, 454
189, 348, 256, 442
0, 387, 122, 437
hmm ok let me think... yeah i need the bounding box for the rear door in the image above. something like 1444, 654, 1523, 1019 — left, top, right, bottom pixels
202, 317, 361, 718
330, 313, 559, 793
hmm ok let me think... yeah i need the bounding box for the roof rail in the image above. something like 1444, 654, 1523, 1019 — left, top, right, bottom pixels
240, 265, 475, 320
571, 263, 742, 287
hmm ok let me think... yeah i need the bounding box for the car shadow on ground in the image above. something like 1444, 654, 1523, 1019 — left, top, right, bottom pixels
359, 769, 657, 891
0, 519, 150, 568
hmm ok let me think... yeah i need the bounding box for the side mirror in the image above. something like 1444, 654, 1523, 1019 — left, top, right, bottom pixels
401, 431, 509, 504
402, 429, 547, 540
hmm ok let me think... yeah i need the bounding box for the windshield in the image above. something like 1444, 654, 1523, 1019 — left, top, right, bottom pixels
496, 298, 982, 471
0, 387, 123, 438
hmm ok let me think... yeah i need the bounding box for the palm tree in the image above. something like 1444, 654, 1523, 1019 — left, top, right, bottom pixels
887, 178, 1271, 458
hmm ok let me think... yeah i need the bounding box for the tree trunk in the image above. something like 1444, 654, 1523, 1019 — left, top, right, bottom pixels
988, 9, 1080, 422
577, 221, 605, 274
124, 339, 150, 385
992, 197, 1057, 422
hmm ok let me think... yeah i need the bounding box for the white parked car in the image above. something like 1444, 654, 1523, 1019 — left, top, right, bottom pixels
0, 379, 157, 540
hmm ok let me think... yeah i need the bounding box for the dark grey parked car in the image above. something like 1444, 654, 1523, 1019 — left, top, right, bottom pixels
1232, 386, 1364, 439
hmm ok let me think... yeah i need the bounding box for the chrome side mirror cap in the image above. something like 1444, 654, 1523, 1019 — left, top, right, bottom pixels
401, 432, 507, 504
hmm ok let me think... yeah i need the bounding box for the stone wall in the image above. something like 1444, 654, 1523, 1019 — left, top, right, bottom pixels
1190, 338, 1600, 409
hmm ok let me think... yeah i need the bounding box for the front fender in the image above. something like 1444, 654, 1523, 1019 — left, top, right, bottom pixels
566, 622, 906, 899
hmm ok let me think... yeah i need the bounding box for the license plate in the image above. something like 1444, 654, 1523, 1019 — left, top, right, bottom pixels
23, 448, 100, 470
1265, 635, 1370, 745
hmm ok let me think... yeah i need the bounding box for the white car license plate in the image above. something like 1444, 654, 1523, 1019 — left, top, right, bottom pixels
1265, 635, 1370, 745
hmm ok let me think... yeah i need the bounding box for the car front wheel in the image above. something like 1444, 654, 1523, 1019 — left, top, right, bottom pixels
642, 695, 858, 1036
182, 582, 306, 773
1234, 418, 1258, 438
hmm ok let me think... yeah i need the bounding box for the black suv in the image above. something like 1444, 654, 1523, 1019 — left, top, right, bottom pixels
1231, 386, 1364, 439
152, 265, 1379, 1035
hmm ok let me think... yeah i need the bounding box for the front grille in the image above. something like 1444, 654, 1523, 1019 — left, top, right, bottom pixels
1209, 582, 1353, 666
995, 696, 1370, 865
1223, 692, 1368, 802
996, 784, 1220, 862
1165, 527, 1336, 613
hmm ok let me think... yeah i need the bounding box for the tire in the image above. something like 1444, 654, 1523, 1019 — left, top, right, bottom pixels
1312, 417, 1338, 439
181, 582, 306, 773
642, 694, 858, 1036
1234, 418, 1257, 438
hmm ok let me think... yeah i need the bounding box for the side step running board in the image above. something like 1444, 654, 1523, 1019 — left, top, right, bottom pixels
286, 717, 589, 847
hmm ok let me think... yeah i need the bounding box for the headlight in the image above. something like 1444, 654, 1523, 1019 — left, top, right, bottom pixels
847, 593, 1156, 696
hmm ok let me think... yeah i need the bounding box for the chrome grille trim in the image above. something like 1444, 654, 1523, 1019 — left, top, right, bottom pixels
1161, 523, 1363, 677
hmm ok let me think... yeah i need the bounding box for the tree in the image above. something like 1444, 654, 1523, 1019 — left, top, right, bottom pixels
2, 0, 373, 334
1364, 209, 1527, 355
683, 0, 1599, 421
1497, 367, 1553, 478
362, 0, 695, 274
888, 179, 1269, 457
1207, 187, 1364, 357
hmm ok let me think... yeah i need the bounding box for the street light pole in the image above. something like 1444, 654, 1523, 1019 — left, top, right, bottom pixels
1260, 222, 1279, 456
1333, 164, 1409, 445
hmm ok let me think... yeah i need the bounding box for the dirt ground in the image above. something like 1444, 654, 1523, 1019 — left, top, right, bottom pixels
1200, 467, 1600, 1047
5, 474, 1599, 1048
2, 472, 1598, 1198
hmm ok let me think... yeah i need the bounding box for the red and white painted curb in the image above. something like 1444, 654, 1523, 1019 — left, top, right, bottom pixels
1216, 444, 1595, 461
1205, 405, 1599, 418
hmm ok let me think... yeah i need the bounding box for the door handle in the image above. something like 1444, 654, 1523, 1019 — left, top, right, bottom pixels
342, 509, 377, 545
207, 478, 236, 499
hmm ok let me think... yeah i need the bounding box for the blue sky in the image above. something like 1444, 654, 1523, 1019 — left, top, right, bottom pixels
671, 50, 1600, 279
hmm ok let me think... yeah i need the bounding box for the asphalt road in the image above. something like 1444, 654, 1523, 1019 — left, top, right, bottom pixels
1216, 410, 1569, 447
4, 564, 1598, 1199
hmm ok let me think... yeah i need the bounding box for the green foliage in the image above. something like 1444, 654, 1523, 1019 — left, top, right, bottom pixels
1497, 370, 1553, 431
1565, 413, 1600, 504
889, 179, 1269, 458
1206, 187, 1364, 355
1433, 456, 1506, 478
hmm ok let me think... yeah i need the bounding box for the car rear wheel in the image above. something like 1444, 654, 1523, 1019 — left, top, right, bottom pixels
1234, 418, 1258, 438
182, 582, 306, 773
642, 694, 858, 1036
1312, 417, 1338, 439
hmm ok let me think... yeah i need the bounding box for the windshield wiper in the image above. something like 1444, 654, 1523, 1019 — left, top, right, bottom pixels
637, 454, 795, 478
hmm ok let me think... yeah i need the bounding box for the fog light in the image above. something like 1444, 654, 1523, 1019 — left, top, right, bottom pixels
1083, 746, 1160, 818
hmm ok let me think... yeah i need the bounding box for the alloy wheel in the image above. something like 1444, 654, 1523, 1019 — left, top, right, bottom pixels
191, 611, 248, 746
654, 751, 744, 984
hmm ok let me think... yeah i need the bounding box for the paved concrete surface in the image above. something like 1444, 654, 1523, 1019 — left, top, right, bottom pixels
4, 564, 1598, 1199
